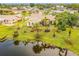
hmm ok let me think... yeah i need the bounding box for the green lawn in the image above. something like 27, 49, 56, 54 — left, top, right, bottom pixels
0, 21, 79, 55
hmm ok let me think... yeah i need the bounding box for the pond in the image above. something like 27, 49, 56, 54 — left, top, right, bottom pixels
0, 39, 76, 56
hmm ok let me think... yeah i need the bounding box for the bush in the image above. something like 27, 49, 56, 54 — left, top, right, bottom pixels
44, 29, 50, 32
13, 31, 19, 38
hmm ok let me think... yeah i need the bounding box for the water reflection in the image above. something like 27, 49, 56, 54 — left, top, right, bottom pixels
59, 48, 68, 56
22, 41, 28, 46
33, 44, 43, 54
32, 42, 68, 56
0, 40, 76, 56
13, 40, 20, 45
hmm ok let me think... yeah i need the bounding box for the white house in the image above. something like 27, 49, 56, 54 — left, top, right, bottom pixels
0, 15, 22, 26
26, 11, 43, 26
26, 11, 55, 27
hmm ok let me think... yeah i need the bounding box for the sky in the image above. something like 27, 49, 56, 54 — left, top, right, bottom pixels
0, 0, 79, 3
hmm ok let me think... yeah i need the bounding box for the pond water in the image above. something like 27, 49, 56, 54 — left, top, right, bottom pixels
0, 39, 76, 56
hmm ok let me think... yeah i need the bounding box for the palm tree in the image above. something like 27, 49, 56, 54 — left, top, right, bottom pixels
33, 23, 41, 43
52, 21, 57, 38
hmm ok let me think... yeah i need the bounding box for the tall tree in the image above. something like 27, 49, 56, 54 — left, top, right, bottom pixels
55, 11, 78, 31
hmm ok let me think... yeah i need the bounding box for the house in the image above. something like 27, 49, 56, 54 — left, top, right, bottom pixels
26, 11, 43, 27
67, 9, 78, 14
53, 10, 64, 13
45, 15, 55, 21
26, 11, 55, 27
56, 5, 66, 11
0, 15, 22, 26
0, 9, 15, 15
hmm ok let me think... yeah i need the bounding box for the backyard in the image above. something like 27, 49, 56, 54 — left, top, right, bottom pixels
0, 3, 79, 56
0, 19, 79, 55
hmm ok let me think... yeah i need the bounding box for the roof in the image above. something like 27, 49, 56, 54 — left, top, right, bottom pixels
27, 12, 43, 23
0, 15, 21, 21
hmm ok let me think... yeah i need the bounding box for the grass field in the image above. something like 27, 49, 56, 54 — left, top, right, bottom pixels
0, 20, 79, 55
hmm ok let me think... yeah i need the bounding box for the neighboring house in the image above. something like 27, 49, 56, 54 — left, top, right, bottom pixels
26, 11, 55, 27
51, 5, 66, 13
56, 5, 66, 11
45, 15, 55, 21
26, 11, 43, 26
52, 10, 64, 13
0, 9, 15, 15
0, 15, 22, 26
67, 9, 78, 14
11, 7, 27, 14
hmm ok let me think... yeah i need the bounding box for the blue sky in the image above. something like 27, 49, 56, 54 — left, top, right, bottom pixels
0, 0, 79, 3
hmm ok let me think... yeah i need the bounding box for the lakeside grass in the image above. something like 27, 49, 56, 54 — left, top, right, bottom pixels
0, 21, 79, 55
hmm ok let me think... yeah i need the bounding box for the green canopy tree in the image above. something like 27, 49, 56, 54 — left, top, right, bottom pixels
55, 12, 78, 31
55, 11, 79, 38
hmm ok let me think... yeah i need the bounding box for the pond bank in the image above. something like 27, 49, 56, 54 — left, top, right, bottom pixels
0, 40, 76, 56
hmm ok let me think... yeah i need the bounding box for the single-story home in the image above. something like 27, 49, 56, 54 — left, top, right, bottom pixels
26, 11, 43, 27
0, 15, 22, 26
26, 11, 55, 27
